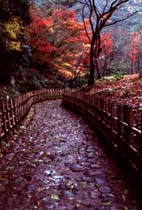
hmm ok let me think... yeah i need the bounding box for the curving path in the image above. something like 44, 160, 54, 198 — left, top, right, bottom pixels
0, 100, 141, 210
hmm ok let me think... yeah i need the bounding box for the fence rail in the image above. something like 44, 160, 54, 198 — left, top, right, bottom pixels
62, 90, 142, 174
0, 88, 64, 143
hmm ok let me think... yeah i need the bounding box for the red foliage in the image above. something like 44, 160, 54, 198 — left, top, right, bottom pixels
37, 43, 57, 54
129, 33, 138, 62
82, 33, 114, 68
52, 9, 76, 19
25, 7, 56, 55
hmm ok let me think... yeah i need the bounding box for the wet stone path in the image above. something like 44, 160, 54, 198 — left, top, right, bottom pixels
0, 100, 141, 209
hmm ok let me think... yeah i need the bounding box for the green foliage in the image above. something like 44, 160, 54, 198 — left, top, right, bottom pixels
4, 17, 22, 51
5, 18, 21, 39
26, 75, 43, 91
102, 73, 124, 81
112, 73, 124, 80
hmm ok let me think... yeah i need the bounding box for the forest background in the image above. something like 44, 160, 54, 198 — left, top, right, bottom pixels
0, 0, 142, 97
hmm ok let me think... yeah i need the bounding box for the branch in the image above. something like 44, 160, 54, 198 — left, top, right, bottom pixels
102, 0, 109, 14
111, 0, 129, 9
78, 0, 89, 6
82, 4, 91, 42
100, 0, 129, 21
104, 10, 139, 27
92, 0, 101, 17
98, 0, 139, 31
89, 2, 95, 34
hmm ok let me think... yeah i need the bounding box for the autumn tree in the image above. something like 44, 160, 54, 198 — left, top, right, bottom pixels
82, 32, 114, 77
25, 6, 89, 83
134, 31, 142, 73
0, 0, 31, 83
129, 32, 138, 74
128, 31, 142, 74
79, 0, 138, 86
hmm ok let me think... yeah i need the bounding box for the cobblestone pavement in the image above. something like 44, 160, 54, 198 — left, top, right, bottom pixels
0, 100, 141, 210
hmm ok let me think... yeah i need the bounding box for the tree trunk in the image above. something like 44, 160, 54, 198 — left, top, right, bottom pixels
95, 59, 101, 79
88, 33, 101, 86
88, 37, 95, 86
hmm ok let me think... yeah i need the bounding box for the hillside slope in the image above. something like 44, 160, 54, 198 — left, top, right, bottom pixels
84, 74, 142, 107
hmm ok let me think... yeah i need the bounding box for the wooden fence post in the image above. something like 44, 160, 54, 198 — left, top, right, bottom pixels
117, 104, 123, 149
1, 100, 7, 141
9, 98, 15, 135
125, 106, 133, 147
6, 97, 12, 135
123, 105, 133, 146
100, 96, 104, 123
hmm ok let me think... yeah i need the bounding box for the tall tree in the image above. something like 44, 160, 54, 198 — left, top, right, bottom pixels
25, 6, 89, 80
79, 0, 138, 86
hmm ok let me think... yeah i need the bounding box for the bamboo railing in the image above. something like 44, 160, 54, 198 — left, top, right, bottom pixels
62, 89, 142, 174
0, 88, 64, 142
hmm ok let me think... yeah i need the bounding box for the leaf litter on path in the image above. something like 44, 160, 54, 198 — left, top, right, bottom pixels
0, 100, 141, 209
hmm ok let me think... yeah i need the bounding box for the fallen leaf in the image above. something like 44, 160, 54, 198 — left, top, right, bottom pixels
81, 181, 87, 189
103, 201, 111, 206
51, 194, 60, 200
122, 194, 126, 201
76, 203, 80, 208
0, 153, 3, 159
123, 207, 128, 210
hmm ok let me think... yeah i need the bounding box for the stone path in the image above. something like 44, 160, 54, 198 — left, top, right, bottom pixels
0, 100, 141, 209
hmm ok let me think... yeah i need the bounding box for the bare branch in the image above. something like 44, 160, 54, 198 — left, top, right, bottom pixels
78, 0, 89, 6
102, 0, 109, 14
111, 0, 129, 9
104, 10, 139, 27
100, 0, 129, 22
92, 0, 100, 17
82, 4, 91, 42
89, 3, 95, 33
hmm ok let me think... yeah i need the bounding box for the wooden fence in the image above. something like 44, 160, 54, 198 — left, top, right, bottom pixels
62, 89, 142, 175
0, 88, 64, 143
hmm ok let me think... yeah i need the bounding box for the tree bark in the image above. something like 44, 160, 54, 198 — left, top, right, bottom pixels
88, 33, 101, 86
88, 36, 95, 86
95, 59, 101, 79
